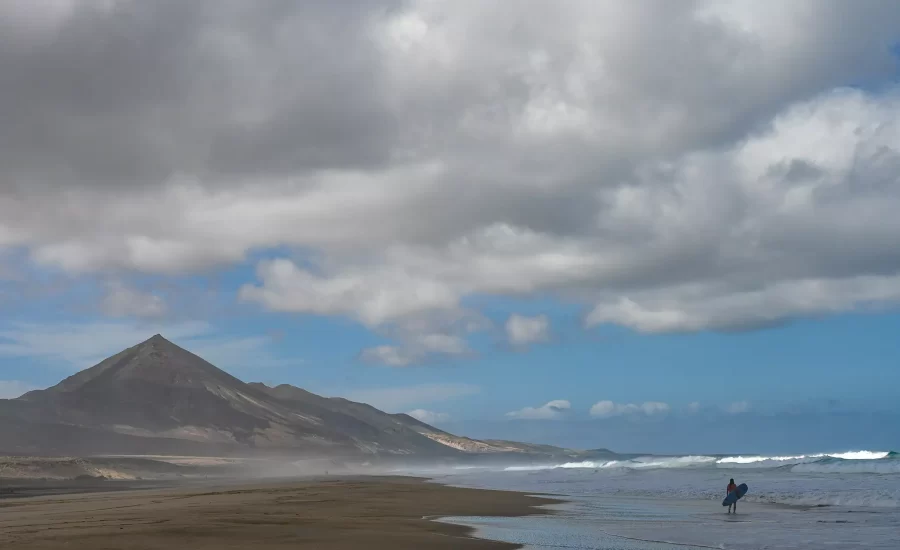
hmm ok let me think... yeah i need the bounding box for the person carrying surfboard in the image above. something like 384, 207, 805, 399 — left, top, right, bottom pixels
726, 479, 738, 514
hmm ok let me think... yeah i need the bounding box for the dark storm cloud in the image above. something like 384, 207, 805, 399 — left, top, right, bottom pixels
0, 0, 402, 190
2, 1, 900, 355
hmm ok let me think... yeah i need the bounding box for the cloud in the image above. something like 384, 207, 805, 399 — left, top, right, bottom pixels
0, 380, 39, 399
590, 400, 671, 418
339, 383, 481, 412
687, 402, 702, 414
242, 259, 484, 364
360, 332, 472, 367
359, 345, 413, 367
1, 2, 900, 343
406, 409, 450, 424
101, 282, 166, 318
239, 258, 460, 328
0, 321, 288, 372
727, 401, 751, 414
506, 399, 571, 420
505, 314, 551, 347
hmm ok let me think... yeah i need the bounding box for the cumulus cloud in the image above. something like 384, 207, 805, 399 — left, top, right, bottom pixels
1, 1, 900, 354
506, 399, 571, 420
0, 380, 39, 399
339, 383, 481, 412
360, 332, 470, 367
590, 400, 671, 418
687, 402, 702, 414
101, 282, 166, 318
406, 409, 450, 424
239, 258, 460, 328
240, 259, 485, 364
505, 314, 551, 347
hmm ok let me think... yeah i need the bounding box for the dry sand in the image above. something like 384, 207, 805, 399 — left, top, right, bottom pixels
0, 477, 557, 549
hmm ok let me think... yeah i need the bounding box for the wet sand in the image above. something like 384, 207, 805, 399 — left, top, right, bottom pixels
0, 477, 557, 549
0, 478, 182, 500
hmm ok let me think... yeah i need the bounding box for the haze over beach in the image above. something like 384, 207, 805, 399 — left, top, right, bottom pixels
1, 0, 900, 549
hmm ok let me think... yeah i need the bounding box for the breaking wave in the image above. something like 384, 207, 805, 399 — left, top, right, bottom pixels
719, 450, 891, 464
502, 450, 898, 474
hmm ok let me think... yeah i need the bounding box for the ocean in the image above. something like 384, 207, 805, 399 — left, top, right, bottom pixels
426, 450, 900, 549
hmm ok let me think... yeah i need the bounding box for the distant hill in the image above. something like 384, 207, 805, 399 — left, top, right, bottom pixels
0, 335, 575, 459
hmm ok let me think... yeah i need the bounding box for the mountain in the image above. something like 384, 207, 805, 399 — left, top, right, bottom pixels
0, 335, 553, 459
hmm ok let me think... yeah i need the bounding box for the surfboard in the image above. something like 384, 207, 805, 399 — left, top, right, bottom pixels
722, 483, 748, 506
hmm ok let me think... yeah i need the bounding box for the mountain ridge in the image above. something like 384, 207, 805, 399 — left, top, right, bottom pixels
0, 335, 567, 459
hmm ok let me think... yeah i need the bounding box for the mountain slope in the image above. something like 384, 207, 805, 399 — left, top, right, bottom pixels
0, 335, 585, 460
249, 384, 544, 454
3, 335, 455, 456
20, 335, 276, 440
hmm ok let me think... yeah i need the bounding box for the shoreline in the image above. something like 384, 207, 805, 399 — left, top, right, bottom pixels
0, 475, 560, 549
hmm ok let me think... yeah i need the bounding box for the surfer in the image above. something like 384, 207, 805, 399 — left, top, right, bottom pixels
726, 479, 738, 514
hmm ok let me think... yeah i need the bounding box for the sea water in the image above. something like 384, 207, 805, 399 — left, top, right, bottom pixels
430, 450, 900, 549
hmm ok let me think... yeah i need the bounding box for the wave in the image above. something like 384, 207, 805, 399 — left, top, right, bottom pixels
792, 457, 900, 474
717, 454, 807, 464
828, 450, 892, 460
717, 450, 891, 464
630, 456, 719, 468
503, 460, 631, 471
501, 450, 898, 474
712, 450, 896, 473
503, 456, 718, 472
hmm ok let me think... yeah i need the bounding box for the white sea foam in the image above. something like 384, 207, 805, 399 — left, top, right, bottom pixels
559, 460, 624, 469
500, 450, 895, 473
504, 456, 719, 471
716, 450, 891, 466
828, 450, 891, 460
503, 460, 623, 471
717, 454, 808, 464
631, 455, 718, 468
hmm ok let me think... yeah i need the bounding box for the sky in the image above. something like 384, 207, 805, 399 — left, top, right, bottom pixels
1, 0, 900, 454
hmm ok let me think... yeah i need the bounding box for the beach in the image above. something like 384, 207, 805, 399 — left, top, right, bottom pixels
0, 477, 556, 549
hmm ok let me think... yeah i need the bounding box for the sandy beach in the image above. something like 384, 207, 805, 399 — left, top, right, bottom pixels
0, 477, 556, 549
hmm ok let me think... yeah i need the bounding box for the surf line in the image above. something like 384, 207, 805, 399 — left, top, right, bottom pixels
457, 538, 723, 550
429, 516, 725, 550
595, 529, 725, 550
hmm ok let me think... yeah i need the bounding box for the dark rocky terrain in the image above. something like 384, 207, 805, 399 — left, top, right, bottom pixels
0, 335, 582, 461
